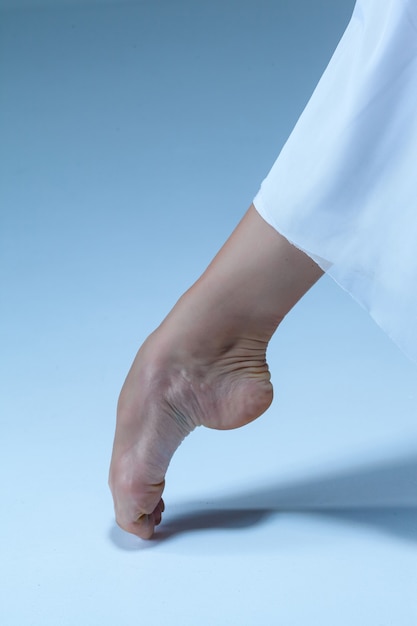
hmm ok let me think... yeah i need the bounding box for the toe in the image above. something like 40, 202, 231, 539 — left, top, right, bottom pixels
132, 498, 165, 537
133, 514, 155, 539
153, 498, 165, 527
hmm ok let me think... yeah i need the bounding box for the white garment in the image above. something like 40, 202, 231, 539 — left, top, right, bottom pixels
253, 0, 417, 361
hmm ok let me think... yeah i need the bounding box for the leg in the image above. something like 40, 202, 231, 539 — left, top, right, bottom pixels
109, 205, 323, 538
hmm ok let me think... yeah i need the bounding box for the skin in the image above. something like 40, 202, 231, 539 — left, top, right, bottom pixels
109, 205, 323, 539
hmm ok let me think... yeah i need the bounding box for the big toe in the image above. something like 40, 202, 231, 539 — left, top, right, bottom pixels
109, 460, 166, 539
124, 498, 165, 539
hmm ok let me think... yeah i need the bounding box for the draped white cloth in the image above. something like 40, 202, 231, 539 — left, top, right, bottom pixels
253, 0, 417, 361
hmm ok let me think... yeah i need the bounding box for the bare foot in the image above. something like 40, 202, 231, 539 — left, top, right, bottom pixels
109, 206, 323, 538
109, 317, 272, 538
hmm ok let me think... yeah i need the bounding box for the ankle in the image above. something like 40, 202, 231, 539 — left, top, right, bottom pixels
161, 278, 280, 361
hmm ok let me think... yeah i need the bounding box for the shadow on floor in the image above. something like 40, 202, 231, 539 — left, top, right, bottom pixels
109, 451, 417, 549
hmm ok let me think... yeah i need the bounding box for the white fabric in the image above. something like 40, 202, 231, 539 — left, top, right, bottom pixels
253, 0, 417, 361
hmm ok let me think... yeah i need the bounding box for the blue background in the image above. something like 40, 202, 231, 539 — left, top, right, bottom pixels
1, 0, 417, 623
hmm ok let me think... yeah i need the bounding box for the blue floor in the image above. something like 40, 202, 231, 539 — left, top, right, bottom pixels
2, 0, 417, 623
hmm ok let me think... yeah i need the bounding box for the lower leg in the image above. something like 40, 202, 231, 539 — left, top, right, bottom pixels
109, 205, 323, 538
